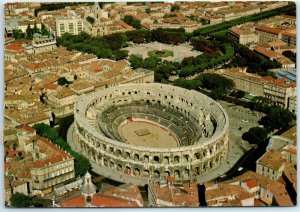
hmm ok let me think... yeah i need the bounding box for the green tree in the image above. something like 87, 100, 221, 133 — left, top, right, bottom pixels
260, 108, 295, 132
58, 77, 70, 86
143, 56, 161, 70
41, 24, 49, 36
131, 20, 142, 29
145, 8, 151, 14
113, 50, 128, 60
11, 192, 30, 207
123, 15, 134, 24
25, 24, 33, 39
242, 127, 268, 145
121, 32, 128, 48
12, 29, 25, 39
86, 16, 95, 24
128, 55, 143, 69
171, 5, 180, 11
282, 50, 296, 63
33, 123, 91, 177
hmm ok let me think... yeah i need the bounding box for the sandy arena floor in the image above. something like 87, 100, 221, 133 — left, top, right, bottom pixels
119, 120, 179, 148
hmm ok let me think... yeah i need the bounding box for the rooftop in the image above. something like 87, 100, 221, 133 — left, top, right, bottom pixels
149, 180, 199, 206
257, 150, 286, 170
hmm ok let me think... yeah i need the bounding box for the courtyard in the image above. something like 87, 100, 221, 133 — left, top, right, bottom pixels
123, 42, 202, 62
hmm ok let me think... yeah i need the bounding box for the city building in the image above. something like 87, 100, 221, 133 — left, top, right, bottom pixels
205, 184, 254, 206
56, 172, 142, 207
148, 177, 199, 207
56, 17, 84, 37
5, 125, 75, 196
222, 171, 293, 206
214, 68, 296, 110
256, 150, 286, 181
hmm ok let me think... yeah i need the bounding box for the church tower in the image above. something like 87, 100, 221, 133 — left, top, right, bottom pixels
93, 2, 108, 20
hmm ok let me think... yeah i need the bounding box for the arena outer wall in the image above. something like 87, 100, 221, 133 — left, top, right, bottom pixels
72, 83, 229, 184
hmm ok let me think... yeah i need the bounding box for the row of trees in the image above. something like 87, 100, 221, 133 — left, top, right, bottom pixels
12, 23, 49, 40
227, 42, 281, 76
123, 15, 142, 29
242, 106, 295, 146
193, 4, 296, 37
33, 123, 91, 177
179, 44, 234, 77
174, 73, 235, 100
128, 54, 180, 82
282, 50, 296, 63
209, 31, 281, 76
11, 193, 52, 208
125, 28, 191, 45
57, 32, 128, 60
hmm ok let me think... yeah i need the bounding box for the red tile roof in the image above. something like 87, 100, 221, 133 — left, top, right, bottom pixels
60, 195, 86, 207
255, 25, 282, 35
245, 180, 258, 189
92, 194, 139, 207
5, 43, 25, 52
44, 83, 58, 90
281, 31, 296, 38
59, 194, 140, 207
7, 150, 17, 158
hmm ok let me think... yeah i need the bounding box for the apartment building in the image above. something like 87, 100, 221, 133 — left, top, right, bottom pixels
56, 18, 84, 37
148, 177, 199, 207
6, 125, 75, 196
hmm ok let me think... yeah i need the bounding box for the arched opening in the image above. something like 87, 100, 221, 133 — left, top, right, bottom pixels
143, 170, 150, 177
153, 170, 160, 178
183, 155, 189, 163
134, 168, 140, 176
174, 170, 180, 179
103, 158, 108, 167
164, 171, 170, 178
195, 167, 200, 175
153, 156, 159, 163
117, 164, 122, 172
125, 152, 130, 159
110, 161, 115, 168
144, 155, 149, 163
125, 166, 131, 175
184, 169, 190, 178
194, 153, 200, 160
116, 149, 122, 156
174, 156, 180, 164
163, 156, 169, 164
134, 154, 139, 162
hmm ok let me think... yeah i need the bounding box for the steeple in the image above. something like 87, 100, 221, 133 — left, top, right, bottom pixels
81, 172, 97, 196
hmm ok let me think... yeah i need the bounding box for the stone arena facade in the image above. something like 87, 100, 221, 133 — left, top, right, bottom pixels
73, 83, 229, 183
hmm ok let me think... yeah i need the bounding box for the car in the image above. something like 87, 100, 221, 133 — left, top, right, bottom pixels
238, 167, 243, 171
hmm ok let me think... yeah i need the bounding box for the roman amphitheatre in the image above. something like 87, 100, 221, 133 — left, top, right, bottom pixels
69, 83, 229, 184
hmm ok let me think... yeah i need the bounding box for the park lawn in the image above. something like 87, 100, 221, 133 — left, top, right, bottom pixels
148, 50, 174, 57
